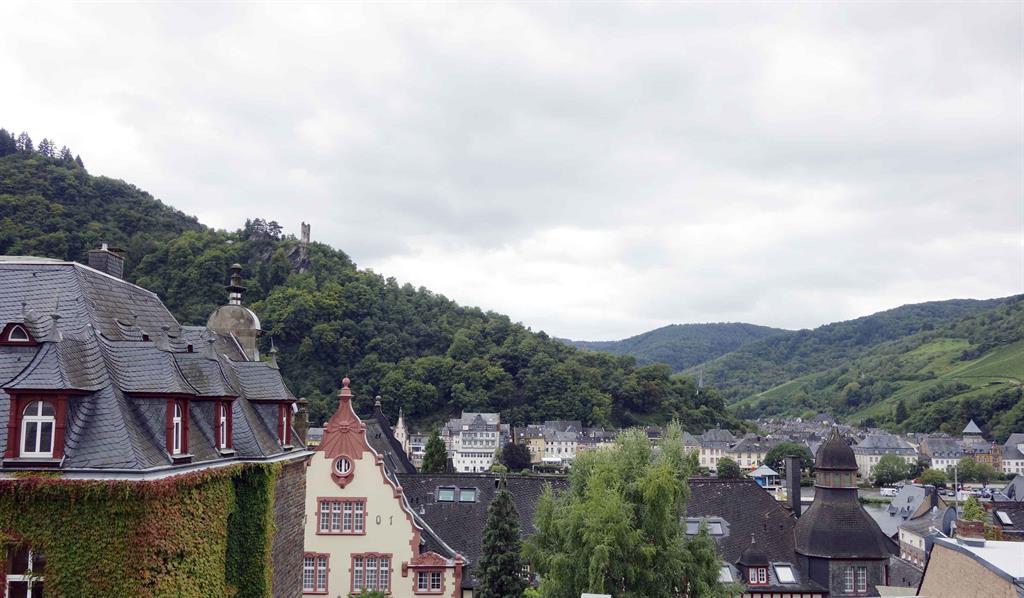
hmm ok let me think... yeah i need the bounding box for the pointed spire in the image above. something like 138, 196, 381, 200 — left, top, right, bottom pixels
268, 337, 279, 369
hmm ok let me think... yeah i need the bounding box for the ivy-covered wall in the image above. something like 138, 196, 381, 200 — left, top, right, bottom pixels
0, 463, 285, 597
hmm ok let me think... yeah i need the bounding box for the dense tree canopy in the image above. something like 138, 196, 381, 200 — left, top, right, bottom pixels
714, 457, 742, 480
500, 442, 531, 472
421, 431, 448, 474
0, 139, 748, 432
763, 442, 814, 472
872, 455, 909, 487
524, 425, 736, 598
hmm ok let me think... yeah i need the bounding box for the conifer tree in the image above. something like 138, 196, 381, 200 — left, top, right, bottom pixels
477, 485, 527, 598
59, 146, 73, 162
0, 129, 16, 156
37, 138, 54, 157
421, 430, 448, 473
16, 132, 33, 152
962, 496, 986, 522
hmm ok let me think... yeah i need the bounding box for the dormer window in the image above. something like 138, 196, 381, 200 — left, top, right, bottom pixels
165, 400, 189, 458
277, 403, 292, 446
171, 403, 183, 455
0, 323, 36, 346
749, 567, 768, 585
21, 401, 55, 457
216, 402, 232, 450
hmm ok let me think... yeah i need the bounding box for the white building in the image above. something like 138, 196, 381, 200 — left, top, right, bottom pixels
852, 433, 918, 479
1002, 434, 1024, 476
543, 428, 578, 464
442, 412, 501, 473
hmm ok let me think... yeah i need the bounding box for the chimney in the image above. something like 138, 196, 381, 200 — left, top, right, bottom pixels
786, 455, 802, 517
88, 243, 125, 279
927, 485, 939, 509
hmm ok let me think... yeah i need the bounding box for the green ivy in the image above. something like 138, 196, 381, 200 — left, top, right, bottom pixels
0, 463, 280, 597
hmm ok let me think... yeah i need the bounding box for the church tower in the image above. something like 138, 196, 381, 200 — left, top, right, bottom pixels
795, 427, 897, 596
395, 408, 410, 457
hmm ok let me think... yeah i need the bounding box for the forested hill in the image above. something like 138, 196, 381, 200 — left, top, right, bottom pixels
567, 323, 787, 372
0, 129, 745, 432
697, 298, 1007, 401
732, 296, 1024, 442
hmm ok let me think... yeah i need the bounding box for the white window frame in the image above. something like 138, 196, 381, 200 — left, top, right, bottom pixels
20, 401, 55, 458
302, 555, 315, 591
172, 403, 183, 455
757, 568, 766, 584
855, 566, 868, 593
218, 403, 228, 449
7, 325, 29, 342
844, 567, 855, 593
5, 547, 44, 597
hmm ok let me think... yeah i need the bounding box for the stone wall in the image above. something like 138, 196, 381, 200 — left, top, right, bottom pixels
271, 456, 309, 598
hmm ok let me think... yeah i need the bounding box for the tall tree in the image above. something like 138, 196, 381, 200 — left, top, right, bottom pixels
0, 129, 16, 156
500, 441, 531, 472
16, 131, 32, 152
420, 430, 448, 473
872, 454, 908, 486
524, 424, 734, 598
477, 485, 527, 598
763, 442, 813, 472
37, 138, 54, 157
58, 145, 74, 162
716, 457, 742, 479
895, 399, 908, 422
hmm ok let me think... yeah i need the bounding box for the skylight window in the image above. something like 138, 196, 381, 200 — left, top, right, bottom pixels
996, 511, 1013, 525
774, 565, 796, 583
684, 517, 726, 536
708, 521, 724, 535
686, 521, 700, 535
459, 488, 477, 502
718, 566, 733, 583
437, 487, 456, 502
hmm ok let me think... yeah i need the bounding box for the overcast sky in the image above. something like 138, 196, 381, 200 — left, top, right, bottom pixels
2, 3, 1020, 340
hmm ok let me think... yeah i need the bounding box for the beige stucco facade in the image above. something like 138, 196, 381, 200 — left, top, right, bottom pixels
918, 542, 1020, 598
302, 379, 462, 598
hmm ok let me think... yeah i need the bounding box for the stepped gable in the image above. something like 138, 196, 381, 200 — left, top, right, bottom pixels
795, 428, 897, 559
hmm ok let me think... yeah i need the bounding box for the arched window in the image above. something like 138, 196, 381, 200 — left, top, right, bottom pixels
21, 401, 55, 457
172, 403, 183, 455
218, 403, 228, 450
8, 325, 29, 342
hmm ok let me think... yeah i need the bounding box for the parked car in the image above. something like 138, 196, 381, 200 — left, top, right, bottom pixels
880, 487, 898, 497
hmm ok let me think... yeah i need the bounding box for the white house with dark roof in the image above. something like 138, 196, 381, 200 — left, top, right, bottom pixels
1001, 433, 1024, 476
852, 432, 918, 478
442, 412, 502, 472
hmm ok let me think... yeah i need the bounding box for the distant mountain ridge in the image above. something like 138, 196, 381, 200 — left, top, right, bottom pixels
694, 298, 1009, 401
566, 322, 787, 372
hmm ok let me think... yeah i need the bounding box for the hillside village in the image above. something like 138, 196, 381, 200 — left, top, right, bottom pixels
0, 248, 1020, 597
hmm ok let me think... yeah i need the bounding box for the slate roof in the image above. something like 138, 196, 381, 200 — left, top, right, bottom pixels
995, 475, 1024, 502
922, 436, 964, 458
963, 419, 983, 435
686, 478, 826, 594
365, 402, 415, 475
853, 433, 917, 456
0, 258, 304, 474
878, 485, 944, 538
1002, 434, 1024, 461
397, 473, 568, 588
991, 502, 1024, 536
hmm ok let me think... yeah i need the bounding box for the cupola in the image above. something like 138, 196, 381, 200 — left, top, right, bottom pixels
206, 264, 262, 361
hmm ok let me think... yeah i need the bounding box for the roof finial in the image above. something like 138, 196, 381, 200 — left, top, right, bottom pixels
374, 395, 382, 408
338, 377, 352, 401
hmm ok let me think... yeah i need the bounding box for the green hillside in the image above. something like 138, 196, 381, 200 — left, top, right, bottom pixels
0, 129, 744, 432
695, 298, 1007, 401
733, 297, 1024, 441
567, 322, 787, 372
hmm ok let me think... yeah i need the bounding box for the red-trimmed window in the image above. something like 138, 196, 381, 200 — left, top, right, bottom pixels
415, 570, 443, 594
215, 401, 232, 450
749, 567, 767, 585
7, 325, 29, 342
351, 553, 390, 594
317, 498, 366, 534
20, 401, 55, 458
302, 552, 328, 594
166, 400, 189, 456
